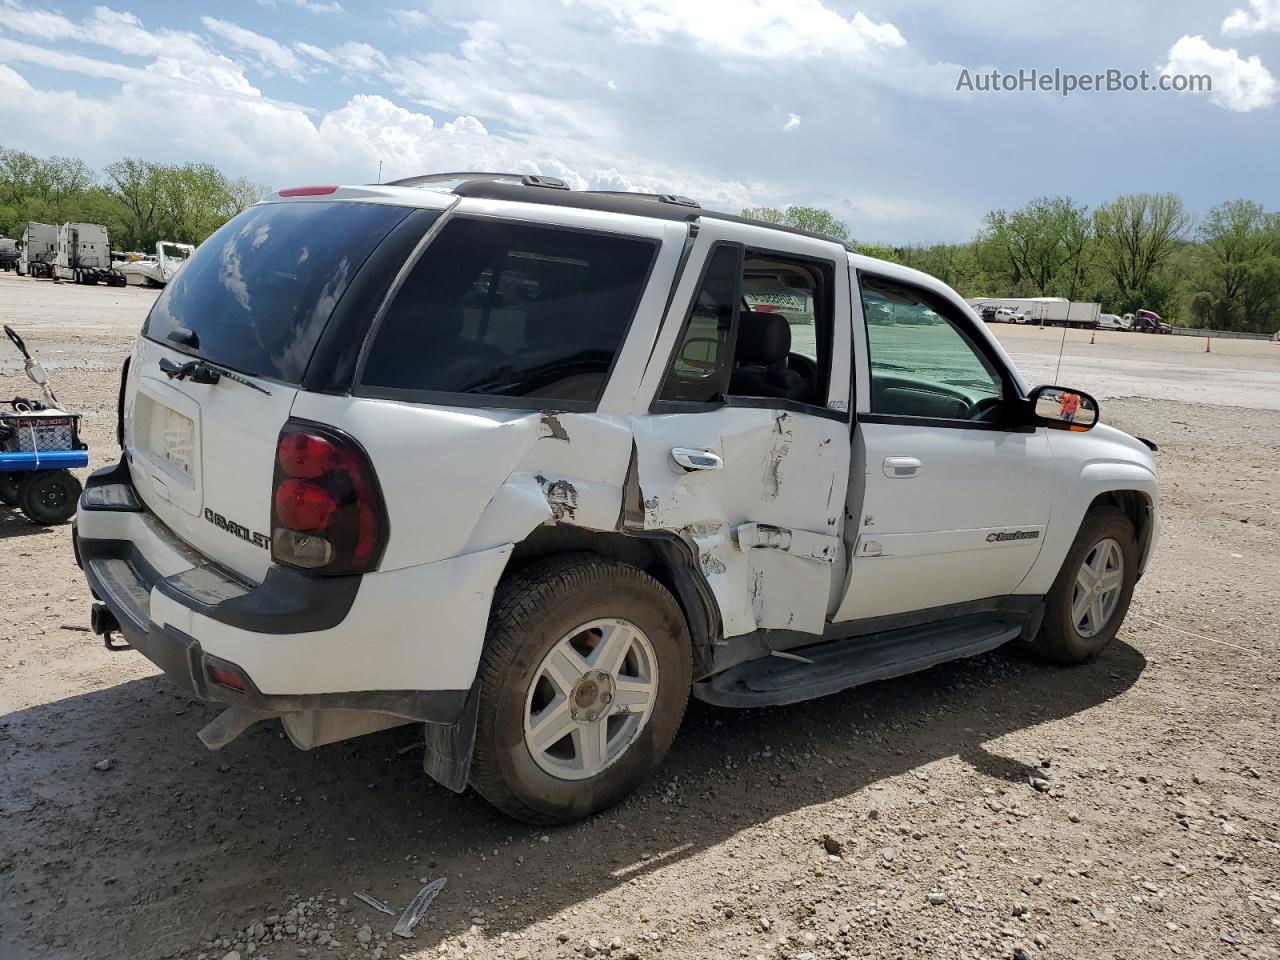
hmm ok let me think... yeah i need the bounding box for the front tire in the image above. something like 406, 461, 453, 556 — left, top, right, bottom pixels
18, 470, 82, 525
1034, 506, 1137, 664
469, 554, 692, 824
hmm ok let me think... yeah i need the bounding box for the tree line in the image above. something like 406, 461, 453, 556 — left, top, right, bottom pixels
746, 197, 1280, 333
2, 145, 1272, 332
0, 146, 267, 252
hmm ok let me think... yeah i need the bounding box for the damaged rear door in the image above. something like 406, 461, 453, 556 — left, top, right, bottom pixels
630, 223, 852, 638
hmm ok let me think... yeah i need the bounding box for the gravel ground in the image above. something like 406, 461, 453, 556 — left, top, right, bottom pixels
1, 273, 1278, 960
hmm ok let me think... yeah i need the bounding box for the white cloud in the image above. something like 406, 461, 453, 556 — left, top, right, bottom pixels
586, 0, 905, 60
0, 64, 114, 140
1162, 34, 1277, 112
254, 0, 344, 14
0, 4, 77, 40
387, 7, 431, 31
783, 112, 801, 131
1222, 0, 1280, 36
388, 20, 615, 139
201, 16, 306, 77
296, 40, 388, 75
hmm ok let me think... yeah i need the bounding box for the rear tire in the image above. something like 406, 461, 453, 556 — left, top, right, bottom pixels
18, 470, 82, 525
1033, 505, 1137, 664
0, 472, 22, 505
469, 554, 692, 825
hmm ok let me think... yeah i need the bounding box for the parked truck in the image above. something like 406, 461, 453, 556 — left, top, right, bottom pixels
968, 297, 1100, 329
16, 222, 57, 278
54, 222, 125, 286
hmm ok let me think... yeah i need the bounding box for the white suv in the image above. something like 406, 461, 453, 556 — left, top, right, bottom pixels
74, 173, 1159, 824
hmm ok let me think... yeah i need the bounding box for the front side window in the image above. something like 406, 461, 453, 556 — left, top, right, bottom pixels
860, 275, 1005, 422
360, 219, 657, 406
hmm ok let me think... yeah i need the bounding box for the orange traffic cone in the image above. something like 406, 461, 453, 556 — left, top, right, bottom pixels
1089, 328, 1096, 344
1205, 337, 1211, 353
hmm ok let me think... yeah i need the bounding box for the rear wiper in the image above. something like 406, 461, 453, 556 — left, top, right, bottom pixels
159, 357, 271, 395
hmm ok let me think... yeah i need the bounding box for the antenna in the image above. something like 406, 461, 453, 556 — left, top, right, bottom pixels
1052, 303, 1070, 383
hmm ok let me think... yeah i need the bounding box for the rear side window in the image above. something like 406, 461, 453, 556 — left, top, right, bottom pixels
359, 218, 657, 407
144, 201, 412, 383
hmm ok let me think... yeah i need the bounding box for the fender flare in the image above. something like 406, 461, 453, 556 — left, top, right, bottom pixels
1017, 461, 1158, 596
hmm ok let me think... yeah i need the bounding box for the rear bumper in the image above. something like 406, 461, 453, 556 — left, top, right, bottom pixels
74, 461, 512, 724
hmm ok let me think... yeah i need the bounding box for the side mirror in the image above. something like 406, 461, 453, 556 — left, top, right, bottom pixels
1027, 385, 1099, 430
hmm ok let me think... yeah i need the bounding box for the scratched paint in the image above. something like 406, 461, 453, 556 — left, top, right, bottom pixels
764, 413, 792, 501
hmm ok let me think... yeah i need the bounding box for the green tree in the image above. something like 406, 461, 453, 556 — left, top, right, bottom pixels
1092, 193, 1190, 313
975, 196, 1092, 297
105, 157, 164, 250
740, 205, 850, 243
1192, 200, 1280, 330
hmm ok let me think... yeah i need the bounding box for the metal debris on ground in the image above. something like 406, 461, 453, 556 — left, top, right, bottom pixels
392, 877, 447, 938
353, 891, 395, 916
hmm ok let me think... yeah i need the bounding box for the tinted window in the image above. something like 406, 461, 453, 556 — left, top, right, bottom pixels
144, 201, 411, 383
360, 219, 656, 405
860, 275, 1004, 421
659, 244, 740, 403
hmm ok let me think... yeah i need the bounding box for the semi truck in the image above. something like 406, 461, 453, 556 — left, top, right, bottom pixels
968, 297, 1101, 329
54, 222, 125, 286
16, 222, 57, 278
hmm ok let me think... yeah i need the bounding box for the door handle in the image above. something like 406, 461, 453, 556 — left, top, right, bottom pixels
883, 456, 921, 478
671, 447, 723, 471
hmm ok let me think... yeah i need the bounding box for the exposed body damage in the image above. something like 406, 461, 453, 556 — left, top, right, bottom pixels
629, 408, 848, 638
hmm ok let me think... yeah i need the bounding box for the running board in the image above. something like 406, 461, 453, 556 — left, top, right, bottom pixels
692, 615, 1024, 708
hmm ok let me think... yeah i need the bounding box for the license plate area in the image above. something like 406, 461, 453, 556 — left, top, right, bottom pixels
154, 407, 195, 477
131, 377, 203, 515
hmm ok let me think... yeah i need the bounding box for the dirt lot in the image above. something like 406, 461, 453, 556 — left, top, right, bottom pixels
2, 273, 1278, 960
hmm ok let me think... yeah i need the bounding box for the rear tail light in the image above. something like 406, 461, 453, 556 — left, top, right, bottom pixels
270, 421, 387, 575
208, 663, 247, 692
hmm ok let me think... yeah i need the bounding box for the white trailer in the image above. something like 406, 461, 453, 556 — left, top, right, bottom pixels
17, 222, 58, 278
55, 222, 125, 286
968, 297, 1100, 329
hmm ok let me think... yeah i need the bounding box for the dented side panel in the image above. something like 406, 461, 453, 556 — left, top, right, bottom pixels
629, 409, 849, 637
289, 395, 636, 569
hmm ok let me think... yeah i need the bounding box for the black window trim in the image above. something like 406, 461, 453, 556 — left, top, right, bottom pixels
649, 241, 848, 423
351, 213, 662, 412
856, 269, 1029, 432
650, 239, 744, 406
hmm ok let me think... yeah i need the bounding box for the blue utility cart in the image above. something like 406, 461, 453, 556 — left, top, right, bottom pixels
0, 325, 87, 524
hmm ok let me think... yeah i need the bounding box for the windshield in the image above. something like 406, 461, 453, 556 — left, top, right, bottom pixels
143, 201, 411, 383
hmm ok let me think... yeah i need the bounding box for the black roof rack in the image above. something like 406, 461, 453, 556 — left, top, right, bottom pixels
378, 172, 847, 245
451, 179, 704, 223
383, 171, 529, 188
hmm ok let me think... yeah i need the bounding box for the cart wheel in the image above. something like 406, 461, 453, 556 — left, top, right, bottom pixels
0, 472, 22, 505
18, 470, 82, 525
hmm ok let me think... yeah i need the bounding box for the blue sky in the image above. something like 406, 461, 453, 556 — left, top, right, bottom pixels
1, 0, 1277, 243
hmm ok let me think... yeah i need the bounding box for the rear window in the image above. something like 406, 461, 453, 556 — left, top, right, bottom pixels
143, 201, 412, 383
359, 218, 657, 407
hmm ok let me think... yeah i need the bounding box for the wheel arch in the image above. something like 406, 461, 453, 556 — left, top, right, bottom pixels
504, 525, 722, 678
1087, 488, 1156, 578
1018, 462, 1158, 596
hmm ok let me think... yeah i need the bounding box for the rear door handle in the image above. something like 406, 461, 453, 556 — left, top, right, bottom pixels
883, 456, 921, 478
671, 447, 723, 471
